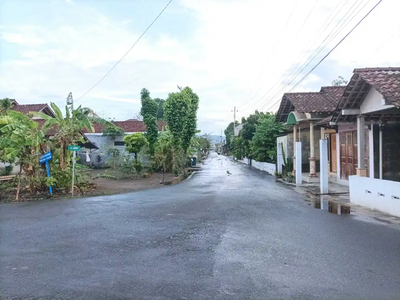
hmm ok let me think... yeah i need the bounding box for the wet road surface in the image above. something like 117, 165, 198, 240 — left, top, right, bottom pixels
1, 153, 400, 299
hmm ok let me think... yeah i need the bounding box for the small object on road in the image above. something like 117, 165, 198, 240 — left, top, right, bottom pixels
226, 170, 232, 175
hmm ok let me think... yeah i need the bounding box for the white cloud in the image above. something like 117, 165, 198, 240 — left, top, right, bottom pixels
1, 0, 400, 134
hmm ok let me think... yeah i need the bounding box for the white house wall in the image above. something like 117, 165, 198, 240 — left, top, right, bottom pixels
360, 87, 394, 114
349, 175, 400, 217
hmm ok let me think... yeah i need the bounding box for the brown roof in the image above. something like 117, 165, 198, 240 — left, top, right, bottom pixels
275, 86, 345, 123
283, 92, 338, 113
354, 67, 400, 107
88, 120, 167, 133
11, 103, 48, 114
333, 67, 400, 123
320, 86, 346, 103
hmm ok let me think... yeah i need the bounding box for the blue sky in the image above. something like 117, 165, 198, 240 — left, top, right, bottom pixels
1, 0, 400, 134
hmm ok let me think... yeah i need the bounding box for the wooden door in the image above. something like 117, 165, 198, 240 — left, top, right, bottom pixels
340, 131, 357, 179
330, 133, 337, 172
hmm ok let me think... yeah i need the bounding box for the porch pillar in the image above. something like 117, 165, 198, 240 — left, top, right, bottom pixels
379, 124, 383, 179
293, 125, 297, 173
356, 115, 367, 176
309, 121, 317, 177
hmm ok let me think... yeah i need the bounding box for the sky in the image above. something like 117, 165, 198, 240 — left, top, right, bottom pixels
1, 0, 400, 135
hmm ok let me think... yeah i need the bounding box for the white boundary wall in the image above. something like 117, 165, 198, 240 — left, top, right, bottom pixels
235, 157, 276, 176
349, 175, 400, 217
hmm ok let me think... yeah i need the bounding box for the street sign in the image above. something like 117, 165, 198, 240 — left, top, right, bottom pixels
68, 145, 81, 151
39, 152, 53, 195
39, 152, 52, 164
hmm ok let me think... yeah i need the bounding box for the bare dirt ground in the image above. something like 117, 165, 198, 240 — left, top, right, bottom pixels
90, 169, 178, 194
0, 170, 179, 203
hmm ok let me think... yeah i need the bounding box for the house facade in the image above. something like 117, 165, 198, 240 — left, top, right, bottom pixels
330, 67, 400, 216
275, 86, 345, 180
82, 119, 166, 167
276, 67, 400, 217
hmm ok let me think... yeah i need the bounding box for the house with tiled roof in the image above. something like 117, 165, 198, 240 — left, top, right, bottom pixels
327, 67, 400, 217
82, 119, 166, 166
276, 67, 400, 217
275, 85, 345, 180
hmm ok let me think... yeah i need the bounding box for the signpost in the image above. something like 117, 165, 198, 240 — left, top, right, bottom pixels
68, 145, 81, 196
39, 152, 53, 195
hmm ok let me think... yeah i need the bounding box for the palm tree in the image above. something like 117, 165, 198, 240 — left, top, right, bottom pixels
32, 102, 110, 170
0, 110, 46, 200
0, 98, 12, 115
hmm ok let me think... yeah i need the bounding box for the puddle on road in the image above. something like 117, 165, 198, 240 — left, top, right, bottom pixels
308, 196, 351, 215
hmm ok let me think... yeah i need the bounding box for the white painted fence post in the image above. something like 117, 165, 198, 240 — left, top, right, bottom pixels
277, 142, 283, 173
320, 139, 329, 194
295, 142, 302, 186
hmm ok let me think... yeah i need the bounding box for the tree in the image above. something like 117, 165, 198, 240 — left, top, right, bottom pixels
32, 102, 109, 170
0, 110, 46, 199
240, 110, 266, 157
140, 88, 159, 156
0, 98, 13, 115
231, 137, 245, 160
124, 133, 148, 164
164, 86, 200, 174
153, 131, 174, 182
331, 76, 348, 86
250, 113, 285, 162
224, 121, 239, 152
154, 98, 165, 120
181, 87, 199, 154
102, 124, 124, 141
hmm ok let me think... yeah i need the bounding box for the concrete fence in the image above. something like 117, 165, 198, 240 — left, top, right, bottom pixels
236, 157, 276, 176
349, 175, 400, 217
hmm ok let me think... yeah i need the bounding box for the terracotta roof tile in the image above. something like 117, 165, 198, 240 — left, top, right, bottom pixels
320, 86, 346, 104
88, 120, 167, 133
354, 67, 400, 107
11, 103, 48, 114
282, 92, 337, 113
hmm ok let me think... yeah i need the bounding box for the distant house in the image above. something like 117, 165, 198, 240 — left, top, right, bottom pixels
84, 119, 166, 149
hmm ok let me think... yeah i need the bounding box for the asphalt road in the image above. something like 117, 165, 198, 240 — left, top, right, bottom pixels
1, 153, 400, 299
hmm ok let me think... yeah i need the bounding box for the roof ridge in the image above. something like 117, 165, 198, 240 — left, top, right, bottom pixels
354, 67, 400, 72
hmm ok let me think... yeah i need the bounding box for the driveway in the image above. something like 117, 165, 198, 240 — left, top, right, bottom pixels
1, 152, 399, 299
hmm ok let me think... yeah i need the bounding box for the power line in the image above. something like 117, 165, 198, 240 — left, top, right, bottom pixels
236, 0, 299, 109
258, 0, 370, 112
239, 0, 349, 113
261, 0, 383, 113
257, 0, 374, 112
75, 0, 173, 103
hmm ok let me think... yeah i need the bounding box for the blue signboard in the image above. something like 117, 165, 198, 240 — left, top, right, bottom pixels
39, 152, 52, 164
39, 152, 53, 195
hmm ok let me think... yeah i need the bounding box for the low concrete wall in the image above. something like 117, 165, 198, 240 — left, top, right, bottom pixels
236, 157, 276, 176
349, 175, 400, 217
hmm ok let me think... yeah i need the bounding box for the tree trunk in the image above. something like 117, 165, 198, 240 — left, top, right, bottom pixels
15, 163, 23, 202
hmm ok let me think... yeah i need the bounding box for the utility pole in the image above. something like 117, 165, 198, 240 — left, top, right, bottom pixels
231, 106, 238, 124
66, 92, 75, 196
67, 92, 74, 111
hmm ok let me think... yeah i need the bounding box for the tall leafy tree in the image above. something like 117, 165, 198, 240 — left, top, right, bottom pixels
164, 86, 199, 173
224, 121, 239, 152
154, 98, 165, 120
124, 133, 148, 164
181, 87, 199, 153
250, 113, 285, 162
140, 88, 158, 156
